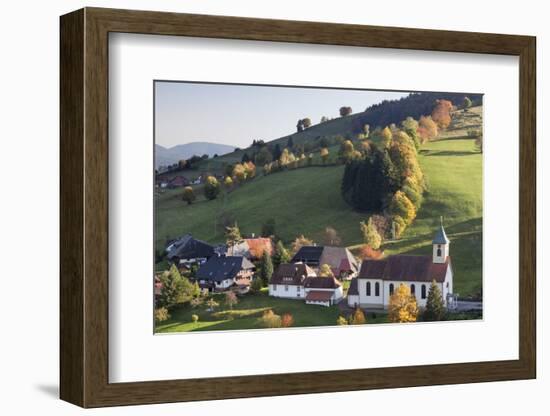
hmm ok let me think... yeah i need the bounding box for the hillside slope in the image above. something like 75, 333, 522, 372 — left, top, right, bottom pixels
156, 106, 482, 297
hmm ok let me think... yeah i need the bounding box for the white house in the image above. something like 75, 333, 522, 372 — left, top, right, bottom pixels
303, 275, 344, 307
269, 263, 316, 300
269, 263, 343, 307
348, 221, 455, 309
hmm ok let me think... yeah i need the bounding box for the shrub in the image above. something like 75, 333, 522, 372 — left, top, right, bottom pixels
259, 309, 282, 328
191, 314, 199, 324
154, 307, 170, 323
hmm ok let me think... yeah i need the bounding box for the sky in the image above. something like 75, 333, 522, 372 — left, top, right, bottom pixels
155, 81, 410, 149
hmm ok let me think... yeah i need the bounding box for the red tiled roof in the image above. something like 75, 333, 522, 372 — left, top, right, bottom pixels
358, 255, 451, 283
305, 290, 333, 302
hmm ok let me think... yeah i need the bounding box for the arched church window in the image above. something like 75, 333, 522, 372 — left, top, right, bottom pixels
366, 281, 371, 296
421, 284, 427, 299
389, 283, 394, 295
437, 244, 442, 257
411, 284, 416, 296
375, 282, 380, 296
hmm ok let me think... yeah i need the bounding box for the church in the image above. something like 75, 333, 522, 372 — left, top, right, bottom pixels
347, 219, 456, 309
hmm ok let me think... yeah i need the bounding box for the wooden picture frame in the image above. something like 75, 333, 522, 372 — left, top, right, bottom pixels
60, 7, 536, 408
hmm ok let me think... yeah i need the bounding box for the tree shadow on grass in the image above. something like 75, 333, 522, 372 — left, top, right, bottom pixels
421, 150, 478, 157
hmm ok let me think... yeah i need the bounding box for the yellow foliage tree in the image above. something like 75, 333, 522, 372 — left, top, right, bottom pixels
388, 283, 418, 323
389, 190, 416, 225
291, 235, 314, 255
350, 307, 367, 325
319, 263, 334, 278
381, 126, 393, 148
320, 147, 330, 164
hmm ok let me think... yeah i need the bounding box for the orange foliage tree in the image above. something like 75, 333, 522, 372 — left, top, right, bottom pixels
417, 115, 439, 142
431, 99, 453, 129
281, 313, 294, 328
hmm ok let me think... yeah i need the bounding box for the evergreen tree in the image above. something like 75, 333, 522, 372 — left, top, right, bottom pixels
241, 153, 251, 163
287, 136, 295, 149
423, 280, 446, 321
261, 218, 276, 237
259, 251, 274, 285
272, 240, 291, 269
272, 143, 282, 161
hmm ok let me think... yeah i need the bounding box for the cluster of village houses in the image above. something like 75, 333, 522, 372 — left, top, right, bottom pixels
156, 222, 458, 310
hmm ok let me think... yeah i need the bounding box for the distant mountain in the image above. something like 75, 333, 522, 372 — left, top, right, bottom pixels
155, 142, 235, 168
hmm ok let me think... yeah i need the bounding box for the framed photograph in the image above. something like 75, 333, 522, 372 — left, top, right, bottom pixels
60, 7, 536, 408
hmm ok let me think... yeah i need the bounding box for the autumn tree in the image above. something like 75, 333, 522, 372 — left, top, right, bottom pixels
319, 264, 334, 278
389, 190, 416, 226
181, 186, 196, 205
244, 161, 256, 178
224, 176, 234, 189
232, 163, 247, 183
350, 307, 366, 325
204, 175, 221, 200
281, 313, 294, 328
431, 99, 453, 129
206, 298, 219, 311
260, 309, 282, 328
291, 235, 314, 255
178, 159, 187, 170
324, 226, 342, 246
401, 117, 421, 149
302, 118, 312, 128
360, 217, 382, 250
225, 224, 243, 248
339, 106, 353, 117
380, 126, 393, 149
359, 244, 384, 260
154, 307, 170, 323
225, 291, 239, 310
259, 251, 274, 285
320, 147, 330, 164
388, 283, 418, 323
417, 115, 439, 142
336, 316, 348, 325
338, 140, 361, 163
423, 280, 445, 321
191, 314, 199, 325
272, 240, 291, 269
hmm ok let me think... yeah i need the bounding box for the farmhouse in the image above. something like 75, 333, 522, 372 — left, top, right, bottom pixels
166, 234, 216, 266
269, 263, 317, 299
291, 245, 358, 278
269, 263, 344, 307
318, 246, 358, 279
347, 221, 455, 309
167, 175, 189, 189
195, 256, 255, 292
303, 276, 344, 307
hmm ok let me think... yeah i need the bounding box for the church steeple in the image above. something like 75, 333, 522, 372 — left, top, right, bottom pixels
432, 216, 450, 263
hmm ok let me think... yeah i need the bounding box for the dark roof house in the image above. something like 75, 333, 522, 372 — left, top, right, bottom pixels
358, 255, 451, 283
291, 246, 324, 266
196, 256, 255, 283
304, 276, 342, 290
270, 263, 316, 286
166, 234, 215, 262
167, 175, 189, 188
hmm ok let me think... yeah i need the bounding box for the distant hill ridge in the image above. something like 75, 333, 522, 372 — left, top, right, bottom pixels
156, 142, 235, 168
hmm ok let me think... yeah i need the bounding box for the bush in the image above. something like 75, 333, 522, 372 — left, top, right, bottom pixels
191, 314, 199, 324
259, 309, 282, 328
154, 307, 170, 323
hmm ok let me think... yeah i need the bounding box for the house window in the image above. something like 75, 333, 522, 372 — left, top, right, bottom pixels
437, 244, 442, 257
366, 281, 371, 296
411, 284, 416, 296
389, 283, 394, 295
375, 282, 380, 296
273, 284, 277, 291
285, 285, 289, 291
297, 286, 301, 292
421, 284, 427, 299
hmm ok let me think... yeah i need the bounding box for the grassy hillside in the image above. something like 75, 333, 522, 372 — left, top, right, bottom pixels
156, 106, 483, 298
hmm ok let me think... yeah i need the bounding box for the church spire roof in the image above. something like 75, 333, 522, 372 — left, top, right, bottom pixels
432, 216, 450, 244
